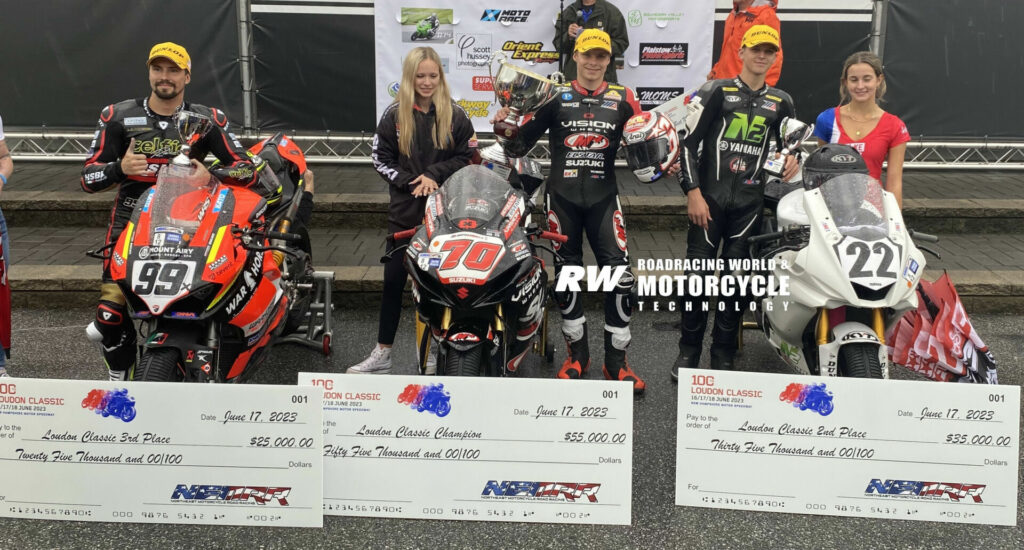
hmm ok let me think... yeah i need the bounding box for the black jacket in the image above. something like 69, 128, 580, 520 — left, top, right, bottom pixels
553, 0, 629, 83
372, 101, 475, 231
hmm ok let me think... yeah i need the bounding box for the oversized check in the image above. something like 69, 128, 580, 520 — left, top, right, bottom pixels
297, 373, 633, 525
0, 378, 322, 527
675, 370, 1020, 526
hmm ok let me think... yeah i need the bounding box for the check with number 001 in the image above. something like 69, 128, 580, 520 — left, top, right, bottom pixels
0, 378, 323, 527
675, 370, 1019, 526
298, 373, 633, 525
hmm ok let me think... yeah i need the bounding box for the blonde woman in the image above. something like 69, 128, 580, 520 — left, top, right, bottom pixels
349, 47, 474, 374
813, 51, 910, 207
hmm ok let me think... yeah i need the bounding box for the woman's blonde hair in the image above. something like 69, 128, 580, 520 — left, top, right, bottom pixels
839, 51, 887, 104
395, 47, 454, 157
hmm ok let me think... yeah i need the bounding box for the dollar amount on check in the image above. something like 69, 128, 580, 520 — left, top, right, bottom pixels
0, 378, 323, 527
298, 373, 633, 525
675, 371, 1019, 526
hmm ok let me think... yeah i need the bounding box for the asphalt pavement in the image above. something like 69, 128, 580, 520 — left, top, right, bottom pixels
0, 304, 1021, 549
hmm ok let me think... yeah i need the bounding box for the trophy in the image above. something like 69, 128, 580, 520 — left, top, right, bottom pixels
171, 111, 215, 166
478, 51, 562, 178
763, 117, 814, 179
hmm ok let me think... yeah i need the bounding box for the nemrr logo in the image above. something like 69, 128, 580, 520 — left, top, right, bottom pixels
482, 481, 601, 502
171, 485, 292, 506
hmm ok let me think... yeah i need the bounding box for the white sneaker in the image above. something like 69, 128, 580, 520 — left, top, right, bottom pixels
0, 367, 9, 378
424, 349, 437, 375
347, 345, 392, 374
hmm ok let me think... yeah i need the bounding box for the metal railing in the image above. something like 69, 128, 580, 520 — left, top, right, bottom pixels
6, 131, 1024, 169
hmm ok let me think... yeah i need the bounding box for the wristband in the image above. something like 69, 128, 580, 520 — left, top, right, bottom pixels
0, 173, 7, 186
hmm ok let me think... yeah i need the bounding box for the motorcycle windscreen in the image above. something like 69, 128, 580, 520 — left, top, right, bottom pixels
821, 174, 900, 292
439, 165, 512, 224
133, 164, 217, 314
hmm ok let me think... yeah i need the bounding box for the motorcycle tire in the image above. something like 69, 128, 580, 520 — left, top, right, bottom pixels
445, 345, 484, 377
134, 348, 183, 382
838, 343, 883, 379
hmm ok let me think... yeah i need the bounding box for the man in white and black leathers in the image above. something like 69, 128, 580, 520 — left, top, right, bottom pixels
674, 26, 798, 375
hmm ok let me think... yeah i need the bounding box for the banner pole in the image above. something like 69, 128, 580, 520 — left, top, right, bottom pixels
236, 0, 257, 131
869, 0, 889, 59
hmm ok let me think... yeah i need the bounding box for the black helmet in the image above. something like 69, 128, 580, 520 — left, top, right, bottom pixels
802, 144, 868, 190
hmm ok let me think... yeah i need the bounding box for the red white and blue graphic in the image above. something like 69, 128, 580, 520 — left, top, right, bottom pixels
481, 481, 601, 503
865, 479, 986, 503
779, 382, 834, 416
81, 388, 137, 422
171, 485, 292, 506
397, 383, 452, 417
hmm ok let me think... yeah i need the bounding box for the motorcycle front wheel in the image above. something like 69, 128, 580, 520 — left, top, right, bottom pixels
444, 345, 485, 376
838, 343, 883, 379
133, 348, 184, 382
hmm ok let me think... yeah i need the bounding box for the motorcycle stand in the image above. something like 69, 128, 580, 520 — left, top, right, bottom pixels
278, 270, 335, 356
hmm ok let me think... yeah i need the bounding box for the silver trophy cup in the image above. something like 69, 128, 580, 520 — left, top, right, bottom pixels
171, 111, 215, 166
479, 51, 562, 176
763, 117, 814, 178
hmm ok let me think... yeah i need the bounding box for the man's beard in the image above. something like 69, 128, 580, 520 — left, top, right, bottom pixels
153, 85, 181, 100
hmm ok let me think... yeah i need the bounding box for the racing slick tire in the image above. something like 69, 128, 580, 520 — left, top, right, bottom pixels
133, 348, 183, 382
444, 345, 484, 377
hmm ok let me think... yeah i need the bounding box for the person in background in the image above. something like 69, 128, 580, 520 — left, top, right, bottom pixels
351, 46, 474, 375
554, 0, 629, 83
0, 114, 12, 377
708, 0, 783, 86
813, 51, 909, 208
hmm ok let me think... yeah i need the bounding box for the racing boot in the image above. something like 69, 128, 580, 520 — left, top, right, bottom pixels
86, 300, 136, 382
602, 330, 645, 395
557, 325, 590, 380
671, 344, 702, 382
709, 344, 737, 371
347, 344, 393, 374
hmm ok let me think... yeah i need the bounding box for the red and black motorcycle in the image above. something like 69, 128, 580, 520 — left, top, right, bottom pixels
108, 134, 330, 382
389, 165, 566, 376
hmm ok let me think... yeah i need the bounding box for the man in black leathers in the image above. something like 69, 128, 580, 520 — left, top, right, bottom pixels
81, 42, 258, 382
674, 26, 798, 375
554, 0, 629, 83
497, 29, 645, 394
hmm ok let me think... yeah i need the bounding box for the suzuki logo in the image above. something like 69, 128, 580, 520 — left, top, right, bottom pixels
457, 287, 470, 299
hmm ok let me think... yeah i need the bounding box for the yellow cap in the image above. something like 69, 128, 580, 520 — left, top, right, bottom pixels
741, 25, 780, 50
574, 29, 612, 54
147, 42, 191, 71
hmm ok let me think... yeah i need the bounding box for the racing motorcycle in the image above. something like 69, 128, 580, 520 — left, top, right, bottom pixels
411, 16, 439, 41
749, 172, 939, 379
387, 165, 566, 376
108, 134, 329, 382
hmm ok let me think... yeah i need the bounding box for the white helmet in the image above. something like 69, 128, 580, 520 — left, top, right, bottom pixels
622, 111, 680, 183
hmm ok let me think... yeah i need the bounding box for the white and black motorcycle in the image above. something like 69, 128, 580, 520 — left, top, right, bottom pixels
749, 145, 939, 379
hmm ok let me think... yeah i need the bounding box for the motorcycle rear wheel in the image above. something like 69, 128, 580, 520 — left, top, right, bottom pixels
838, 343, 883, 379
445, 346, 484, 377
134, 348, 184, 382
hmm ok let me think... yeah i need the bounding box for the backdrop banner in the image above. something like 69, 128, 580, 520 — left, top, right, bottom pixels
372, 1, 712, 131
0, 0, 241, 128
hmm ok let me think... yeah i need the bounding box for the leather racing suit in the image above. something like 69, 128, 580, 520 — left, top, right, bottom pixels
506, 80, 643, 384
81, 98, 256, 379
677, 77, 795, 359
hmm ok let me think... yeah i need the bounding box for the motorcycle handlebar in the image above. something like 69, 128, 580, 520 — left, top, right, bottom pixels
537, 231, 569, 244
390, 228, 418, 241
747, 230, 785, 244
908, 229, 939, 243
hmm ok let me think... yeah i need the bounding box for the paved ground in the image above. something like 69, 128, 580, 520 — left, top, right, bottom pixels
9, 162, 1024, 199
0, 304, 1021, 549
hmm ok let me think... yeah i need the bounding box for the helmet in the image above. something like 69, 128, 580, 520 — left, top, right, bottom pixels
622, 111, 680, 183
802, 144, 868, 190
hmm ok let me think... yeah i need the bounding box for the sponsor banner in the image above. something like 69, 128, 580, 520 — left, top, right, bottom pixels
299, 373, 633, 524
375, 0, 712, 131
0, 379, 323, 527
637, 86, 686, 111
675, 370, 1020, 526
